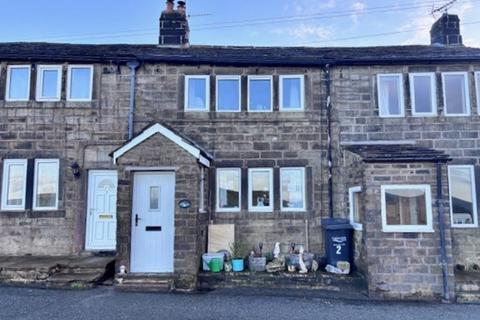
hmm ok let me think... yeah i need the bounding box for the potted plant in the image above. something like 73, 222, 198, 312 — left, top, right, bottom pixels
248, 242, 267, 272
229, 241, 249, 272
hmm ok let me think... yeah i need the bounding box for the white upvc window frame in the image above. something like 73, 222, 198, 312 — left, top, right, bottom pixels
33, 159, 60, 211
216, 168, 242, 213
67, 65, 94, 102
475, 71, 480, 115
377, 73, 405, 118
280, 167, 306, 212
448, 165, 478, 228
184, 75, 210, 112
247, 75, 273, 112
409, 72, 437, 117
1, 159, 28, 211
6, 65, 31, 102
248, 168, 274, 212
349, 186, 363, 231
381, 184, 433, 233
36, 65, 62, 102
279, 75, 305, 112
216, 75, 241, 112
442, 72, 471, 117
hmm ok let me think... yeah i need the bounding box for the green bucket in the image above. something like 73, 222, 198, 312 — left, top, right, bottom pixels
209, 258, 222, 273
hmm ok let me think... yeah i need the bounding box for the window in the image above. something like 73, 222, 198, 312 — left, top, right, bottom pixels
33, 159, 59, 211
149, 186, 160, 211
248, 168, 273, 212
349, 186, 362, 230
185, 75, 210, 111
475, 72, 480, 114
280, 168, 306, 211
6, 65, 31, 101
442, 72, 470, 116
248, 76, 273, 112
381, 185, 433, 233
67, 65, 93, 101
216, 76, 241, 112
377, 74, 404, 117
448, 166, 478, 228
36, 65, 62, 101
1, 159, 28, 211
280, 75, 304, 111
216, 168, 241, 212
409, 73, 437, 116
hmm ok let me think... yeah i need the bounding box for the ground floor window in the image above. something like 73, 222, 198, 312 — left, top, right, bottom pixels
33, 159, 60, 211
280, 168, 305, 211
381, 184, 433, 233
216, 168, 241, 212
1, 159, 28, 211
248, 168, 273, 212
448, 165, 478, 227
349, 186, 362, 230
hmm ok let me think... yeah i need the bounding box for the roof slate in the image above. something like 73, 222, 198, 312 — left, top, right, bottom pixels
344, 144, 451, 163
0, 42, 480, 66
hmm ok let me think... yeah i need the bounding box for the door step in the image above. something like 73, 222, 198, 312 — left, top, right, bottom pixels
116, 274, 175, 292
455, 271, 480, 303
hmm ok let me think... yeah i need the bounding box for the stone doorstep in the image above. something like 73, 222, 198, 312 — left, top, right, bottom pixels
115, 273, 175, 293
455, 271, 480, 304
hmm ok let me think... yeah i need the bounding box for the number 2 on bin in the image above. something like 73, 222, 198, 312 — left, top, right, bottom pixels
336, 245, 342, 255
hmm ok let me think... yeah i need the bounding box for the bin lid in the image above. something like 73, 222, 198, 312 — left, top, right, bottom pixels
321, 218, 354, 230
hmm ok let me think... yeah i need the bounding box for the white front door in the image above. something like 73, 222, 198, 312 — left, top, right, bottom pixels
131, 172, 175, 273
86, 170, 118, 251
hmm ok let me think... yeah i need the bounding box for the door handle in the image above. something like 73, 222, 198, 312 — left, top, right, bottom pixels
135, 214, 142, 227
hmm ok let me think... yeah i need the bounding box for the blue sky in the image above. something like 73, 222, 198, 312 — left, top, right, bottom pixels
0, 0, 479, 47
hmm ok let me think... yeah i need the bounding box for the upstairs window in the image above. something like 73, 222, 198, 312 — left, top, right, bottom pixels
185, 75, 210, 111
6, 65, 31, 101
33, 159, 60, 211
67, 65, 93, 101
442, 72, 470, 116
216, 168, 241, 212
377, 74, 404, 117
381, 185, 433, 233
1, 159, 28, 211
448, 166, 478, 228
475, 72, 480, 113
216, 76, 241, 112
36, 65, 62, 102
248, 76, 273, 112
280, 168, 306, 211
248, 168, 273, 212
349, 186, 362, 230
280, 75, 304, 111
410, 73, 437, 116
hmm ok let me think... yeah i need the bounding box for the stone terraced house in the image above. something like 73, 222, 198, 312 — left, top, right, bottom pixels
0, 3, 479, 301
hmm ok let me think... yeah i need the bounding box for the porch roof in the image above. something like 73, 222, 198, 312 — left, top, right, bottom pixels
111, 123, 213, 167
344, 144, 452, 163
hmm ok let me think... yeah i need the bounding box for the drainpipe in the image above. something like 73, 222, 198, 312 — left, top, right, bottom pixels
436, 161, 450, 302
199, 166, 206, 214
325, 65, 334, 219
127, 60, 140, 140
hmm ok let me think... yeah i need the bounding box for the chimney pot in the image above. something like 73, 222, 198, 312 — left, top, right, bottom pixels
159, 0, 189, 47
430, 13, 463, 47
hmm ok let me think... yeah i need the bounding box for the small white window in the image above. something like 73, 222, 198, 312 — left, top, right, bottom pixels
248, 168, 273, 212
185, 75, 210, 111
280, 75, 304, 111
216, 76, 241, 112
280, 168, 306, 212
67, 65, 93, 101
442, 72, 470, 116
6, 65, 31, 101
33, 159, 60, 211
149, 186, 161, 211
377, 74, 405, 117
448, 166, 478, 228
409, 73, 437, 116
1, 159, 28, 211
381, 185, 433, 233
475, 72, 480, 114
36, 65, 62, 101
216, 168, 241, 212
248, 76, 273, 112
349, 186, 362, 230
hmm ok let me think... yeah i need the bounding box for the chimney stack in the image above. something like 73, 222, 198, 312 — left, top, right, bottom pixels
159, 0, 190, 47
430, 13, 463, 47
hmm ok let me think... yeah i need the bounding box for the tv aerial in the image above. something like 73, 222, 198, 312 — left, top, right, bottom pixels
431, 0, 459, 18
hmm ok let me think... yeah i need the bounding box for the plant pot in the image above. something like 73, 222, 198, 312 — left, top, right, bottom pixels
248, 256, 267, 272
232, 258, 244, 272
209, 258, 222, 273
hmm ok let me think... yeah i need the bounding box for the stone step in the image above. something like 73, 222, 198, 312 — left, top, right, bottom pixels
116, 274, 174, 292
456, 291, 480, 304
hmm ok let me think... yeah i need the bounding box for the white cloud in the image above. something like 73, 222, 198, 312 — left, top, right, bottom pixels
284, 0, 336, 14
350, 1, 366, 24
272, 23, 332, 42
